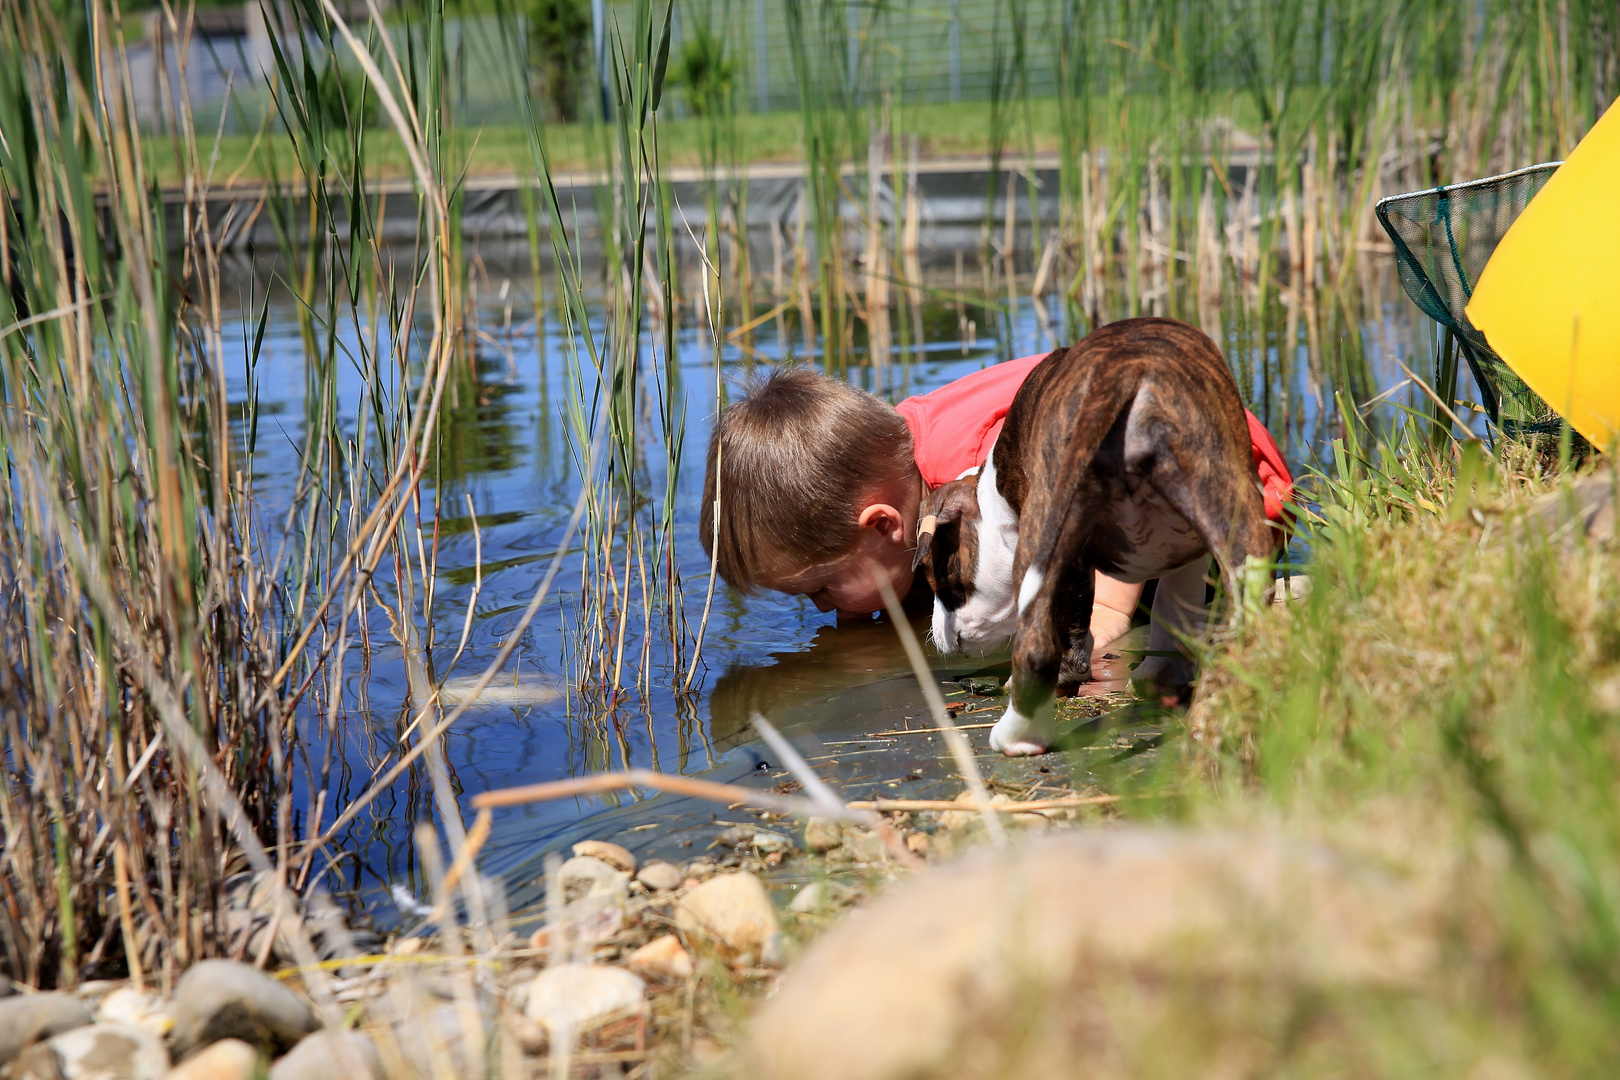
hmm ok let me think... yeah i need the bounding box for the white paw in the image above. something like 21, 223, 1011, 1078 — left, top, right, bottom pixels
989, 697, 1056, 756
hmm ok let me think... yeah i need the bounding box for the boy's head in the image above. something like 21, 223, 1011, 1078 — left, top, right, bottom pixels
701, 368, 923, 617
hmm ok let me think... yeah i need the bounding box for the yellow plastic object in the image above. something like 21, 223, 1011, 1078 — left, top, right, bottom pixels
1466, 96, 1620, 447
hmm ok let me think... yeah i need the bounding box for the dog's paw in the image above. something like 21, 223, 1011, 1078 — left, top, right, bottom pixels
989, 697, 1056, 756
996, 737, 1050, 756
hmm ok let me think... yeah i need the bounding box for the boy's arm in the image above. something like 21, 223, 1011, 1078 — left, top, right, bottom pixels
1091, 572, 1143, 654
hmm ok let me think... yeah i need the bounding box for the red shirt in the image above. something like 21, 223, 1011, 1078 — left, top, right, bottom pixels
896, 353, 1294, 525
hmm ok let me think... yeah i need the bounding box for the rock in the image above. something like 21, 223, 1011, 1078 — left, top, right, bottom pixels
501, 1013, 548, 1056
938, 790, 1002, 831
571, 841, 636, 874
557, 856, 629, 906
17, 1022, 167, 1080
95, 989, 172, 1039
674, 872, 781, 962
788, 880, 855, 915
71, 983, 123, 1004
267, 1030, 381, 1080
759, 933, 789, 968
635, 861, 683, 892
626, 935, 694, 982
385, 1006, 478, 1078
714, 826, 754, 849
168, 960, 316, 1057
163, 1039, 261, 1080
741, 829, 1442, 1080
1524, 474, 1615, 545
844, 830, 889, 864
0, 993, 95, 1068
802, 818, 844, 854
527, 902, 623, 952
523, 965, 646, 1036
683, 858, 718, 881
751, 831, 795, 854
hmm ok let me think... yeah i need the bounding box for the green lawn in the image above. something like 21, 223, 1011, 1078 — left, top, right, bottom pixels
149, 92, 1261, 187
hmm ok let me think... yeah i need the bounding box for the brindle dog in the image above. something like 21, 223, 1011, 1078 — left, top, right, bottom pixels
912, 317, 1274, 755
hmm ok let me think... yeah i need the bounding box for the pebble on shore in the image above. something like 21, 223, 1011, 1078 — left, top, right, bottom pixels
168, 960, 316, 1058
524, 964, 647, 1037
164, 1038, 262, 1080
635, 860, 684, 892
674, 872, 783, 966
0, 994, 95, 1069
572, 840, 637, 874
627, 935, 695, 982
16, 1021, 168, 1080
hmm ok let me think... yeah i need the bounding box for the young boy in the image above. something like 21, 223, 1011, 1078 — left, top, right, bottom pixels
700, 352, 1293, 666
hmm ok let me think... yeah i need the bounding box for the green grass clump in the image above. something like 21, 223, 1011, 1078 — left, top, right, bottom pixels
1176, 438, 1620, 1073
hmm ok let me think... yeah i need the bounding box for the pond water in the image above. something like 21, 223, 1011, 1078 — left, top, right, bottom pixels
222, 240, 1460, 927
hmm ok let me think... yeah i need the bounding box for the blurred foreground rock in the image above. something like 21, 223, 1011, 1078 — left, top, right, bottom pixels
0, 994, 94, 1068
741, 828, 1440, 1080
267, 1029, 381, 1080
168, 961, 316, 1057
524, 964, 646, 1038
675, 872, 782, 965
15, 1021, 168, 1080
163, 1039, 261, 1080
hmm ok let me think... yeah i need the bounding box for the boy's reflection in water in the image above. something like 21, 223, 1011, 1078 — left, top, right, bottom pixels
706, 581, 945, 752
705, 578, 1141, 753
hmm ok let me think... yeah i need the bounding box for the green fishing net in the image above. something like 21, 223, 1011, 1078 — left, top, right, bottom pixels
1375, 162, 1564, 433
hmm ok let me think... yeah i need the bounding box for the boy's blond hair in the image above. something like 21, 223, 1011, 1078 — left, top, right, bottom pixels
701, 368, 914, 593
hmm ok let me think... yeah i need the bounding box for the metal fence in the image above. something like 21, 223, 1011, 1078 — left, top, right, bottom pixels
122, 0, 1093, 133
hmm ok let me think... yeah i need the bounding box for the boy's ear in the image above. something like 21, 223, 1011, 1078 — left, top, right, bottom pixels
856, 502, 908, 542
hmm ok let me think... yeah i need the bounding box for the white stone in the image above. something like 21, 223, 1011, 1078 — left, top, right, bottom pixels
164, 1038, 260, 1080
635, 861, 683, 892
35, 1021, 167, 1080
802, 818, 844, 854
751, 831, 794, 854
557, 856, 630, 906
788, 880, 855, 915
268, 1029, 381, 1080
571, 841, 636, 874
523, 965, 646, 1035
95, 988, 172, 1039
674, 872, 781, 959
627, 935, 694, 982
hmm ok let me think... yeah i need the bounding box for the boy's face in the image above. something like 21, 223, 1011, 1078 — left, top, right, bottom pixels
764, 501, 916, 618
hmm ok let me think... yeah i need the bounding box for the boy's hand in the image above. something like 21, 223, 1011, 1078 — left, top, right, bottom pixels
1090, 573, 1143, 662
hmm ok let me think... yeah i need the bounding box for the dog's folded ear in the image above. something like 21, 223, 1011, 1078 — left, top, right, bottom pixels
911, 513, 938, 572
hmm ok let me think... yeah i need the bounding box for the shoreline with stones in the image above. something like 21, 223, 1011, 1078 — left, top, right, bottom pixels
0, 762, 1107, 1080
